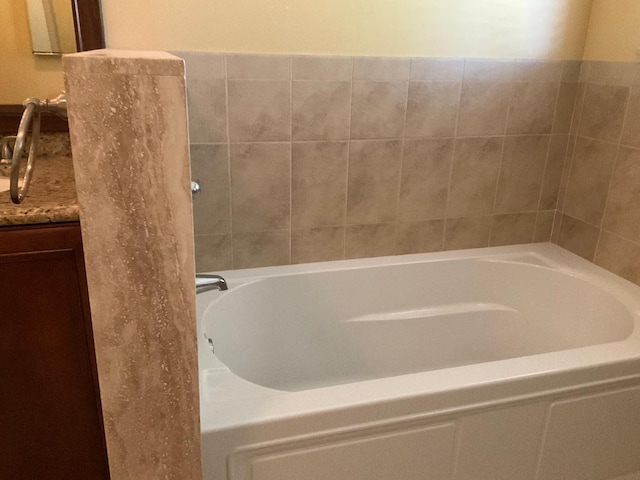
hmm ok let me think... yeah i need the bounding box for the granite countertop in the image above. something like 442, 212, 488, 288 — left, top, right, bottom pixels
0, 156, 79, 226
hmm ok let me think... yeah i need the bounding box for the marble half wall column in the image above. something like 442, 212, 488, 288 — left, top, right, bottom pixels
63, 50, 201, 480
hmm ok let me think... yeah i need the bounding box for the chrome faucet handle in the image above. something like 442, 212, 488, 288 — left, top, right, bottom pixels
41, 92, 68, 119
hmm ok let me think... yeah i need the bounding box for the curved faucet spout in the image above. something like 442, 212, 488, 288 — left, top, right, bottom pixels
196, 274, 228, 294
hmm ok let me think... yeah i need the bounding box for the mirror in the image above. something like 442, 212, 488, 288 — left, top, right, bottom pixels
0, 0, 103, 131
27, 0, 77, 55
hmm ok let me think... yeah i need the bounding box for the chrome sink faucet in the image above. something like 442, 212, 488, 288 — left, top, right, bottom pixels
196, 274, 228, 294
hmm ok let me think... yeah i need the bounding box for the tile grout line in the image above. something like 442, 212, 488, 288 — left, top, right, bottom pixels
557, 77, 587, 230
537, 67, 567, 231
443, 68, 466, 250
394, 63, 412, 255
534, 135, 554, 243
223, 54, 235, 270
288, 55, 293, 265
488, 62, 514, 247
343, 57, 355, 260
549, 134, 572, 243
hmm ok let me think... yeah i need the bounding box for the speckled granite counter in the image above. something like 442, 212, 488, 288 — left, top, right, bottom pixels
0, 156, 79, 226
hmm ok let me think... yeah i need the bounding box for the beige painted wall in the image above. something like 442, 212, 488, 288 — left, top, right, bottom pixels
102, 0, 592, 60
583, 0, 640, 61
0, 1, 74, 104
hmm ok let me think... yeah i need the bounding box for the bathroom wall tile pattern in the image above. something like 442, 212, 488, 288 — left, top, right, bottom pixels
458, 81, 513, 137
227, 80, 291, 142
292, 81, 351, 140
347, 139, 403, 224
494, 135, 549, 214
444, 216, 492, 251
230, 142, 290, 233
563, 137, 617, 226
291, 227, 345, 264
291, 141, 348, 229
178, 53, 579, 270
554, 60, 640, 286
398, 138, 453, 221
350, 81, 408, 139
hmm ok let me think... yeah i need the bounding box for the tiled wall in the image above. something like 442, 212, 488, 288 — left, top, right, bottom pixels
177, 52, 580, 271
555, 61, 640, 286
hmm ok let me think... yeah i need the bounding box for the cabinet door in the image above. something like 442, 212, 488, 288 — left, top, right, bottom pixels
0, 223, 109, 479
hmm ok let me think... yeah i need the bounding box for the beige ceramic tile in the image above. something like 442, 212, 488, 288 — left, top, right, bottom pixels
292, 81, 351, 140
230, 143, 290, 233
227, 80, 290, 142
291, 227, 345, 264
463, 60, 515, 82
186, 77, 227, 143
539, 135, 569, 210
291, 141, 348, 228
350, 82, 407, 139
563, 137, 618, 225
292, 55, 353, 80
578, 84, 629, 142
398, 138, 454, 221
557, 136, 577, 211
603, 146, 640, 242
447, 137, 503, 217
175, 51, 225, 78
534, 210, 555, 243
595, 231, 640, 285
570, 83, 586, 136
395, 220, 445, 255
578, 61, 591, 83
353, 57, 411, 81
621, 87, 640, 148
561, 61, 582, 83
550, 210, 562, 244
507, 82, 558, 135
410, 58, 464, 82
232, 230, 290, 268
190, 144, 230, 235
586, 61, 637, 86
226, 54, 290, 79
457, 82, 511, 136
444, 216, 492, 251
556, 214, 600, 261
513, 61, 563, 82
553, 83, 578, 134
494, 136, 549, 213
194, 234, 232, 271
345, 223, 396, 259
490, 213, 537, 246
405, 82, 461, 138
347, 140, 402, 224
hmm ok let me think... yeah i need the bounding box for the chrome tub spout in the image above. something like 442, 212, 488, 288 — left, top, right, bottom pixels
196, 274, 228, 294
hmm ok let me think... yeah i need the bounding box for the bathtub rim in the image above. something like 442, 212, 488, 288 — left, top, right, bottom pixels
197, 243, 640, 433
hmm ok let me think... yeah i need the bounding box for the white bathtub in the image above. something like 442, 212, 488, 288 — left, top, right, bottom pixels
197, 244, 640, 480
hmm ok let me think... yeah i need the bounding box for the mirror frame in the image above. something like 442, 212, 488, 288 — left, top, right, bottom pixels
0, 0, 105, 133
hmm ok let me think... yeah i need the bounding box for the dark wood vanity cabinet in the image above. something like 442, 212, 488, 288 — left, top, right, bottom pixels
0, 222, 110, 479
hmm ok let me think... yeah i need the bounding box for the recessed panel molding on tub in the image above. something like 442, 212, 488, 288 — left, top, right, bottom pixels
196, 243, 640, 480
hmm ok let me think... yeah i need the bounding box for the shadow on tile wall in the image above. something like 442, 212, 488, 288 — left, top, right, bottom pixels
555, 61, 640, 286
176, 52, 581, 271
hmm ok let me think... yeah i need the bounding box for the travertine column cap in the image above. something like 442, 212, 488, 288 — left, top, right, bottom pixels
63, 49, 184, 76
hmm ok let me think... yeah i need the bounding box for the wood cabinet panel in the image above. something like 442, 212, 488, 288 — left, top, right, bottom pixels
0, 223, 109, 479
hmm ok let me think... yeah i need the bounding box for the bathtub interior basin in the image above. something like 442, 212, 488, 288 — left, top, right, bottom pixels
199, 244, 636, 392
